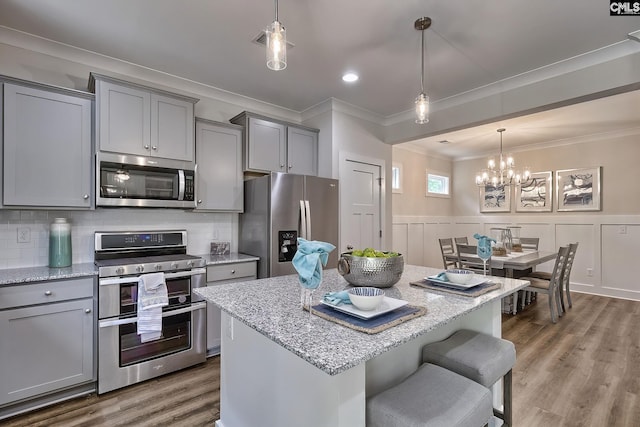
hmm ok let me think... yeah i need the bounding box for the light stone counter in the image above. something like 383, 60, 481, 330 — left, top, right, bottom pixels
0, 263, 97, 286
195, 264, 529, 427
195, 264, 528, 376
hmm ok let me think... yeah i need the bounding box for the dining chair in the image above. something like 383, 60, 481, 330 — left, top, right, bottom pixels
438, 238, 458, 270
529, 242, 579, 311
453, 236, 468, 249
456, 243, 487, 274
520, 246, 570, 323
520, 237, 540, 251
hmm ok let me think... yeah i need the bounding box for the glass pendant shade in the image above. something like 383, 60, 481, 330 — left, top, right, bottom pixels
415, 93, 429, 124
266, 20, 287, 70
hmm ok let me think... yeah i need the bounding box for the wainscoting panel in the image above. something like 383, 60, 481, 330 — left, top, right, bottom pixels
602, 224, 640, 297
392, 214, 640, 301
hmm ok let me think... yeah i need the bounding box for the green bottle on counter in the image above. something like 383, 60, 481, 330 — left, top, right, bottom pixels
49, 218, 72, 268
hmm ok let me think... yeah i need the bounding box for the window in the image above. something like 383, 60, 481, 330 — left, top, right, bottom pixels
426, 171, 450, 198
392, 163, 403, 193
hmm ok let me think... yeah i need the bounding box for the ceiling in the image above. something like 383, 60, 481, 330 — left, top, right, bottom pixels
0, 0, 639, 158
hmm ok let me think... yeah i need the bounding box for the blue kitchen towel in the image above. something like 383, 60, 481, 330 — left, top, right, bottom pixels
292, 238, 336, 289
322, 290, 352, 306
473, 233, 496, 259
428, 271, 449, 282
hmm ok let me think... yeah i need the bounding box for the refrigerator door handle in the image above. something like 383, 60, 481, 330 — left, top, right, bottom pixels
299, 200, 307, 239
304, 200, 312, 239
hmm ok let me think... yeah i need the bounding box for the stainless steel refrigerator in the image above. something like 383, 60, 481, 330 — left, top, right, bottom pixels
239, 172, 339, 278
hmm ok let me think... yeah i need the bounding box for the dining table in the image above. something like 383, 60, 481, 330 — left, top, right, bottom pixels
445, 249, 558, 313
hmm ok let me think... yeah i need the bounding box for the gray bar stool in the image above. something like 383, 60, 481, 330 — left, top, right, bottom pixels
421, 330, 516, 427
366, 363, 493, 427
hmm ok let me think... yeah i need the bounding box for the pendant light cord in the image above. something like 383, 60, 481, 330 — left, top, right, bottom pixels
274, 0, 278, 21
420, 28, 425, 93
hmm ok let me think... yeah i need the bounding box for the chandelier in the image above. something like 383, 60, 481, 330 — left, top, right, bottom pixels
414, 17, 431, 124
475, 128, 530, 186
266, 0, 287, 71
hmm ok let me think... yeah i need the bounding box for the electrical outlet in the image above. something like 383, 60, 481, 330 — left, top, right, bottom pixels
17, 227, 30, 243
587, 268, 593, 277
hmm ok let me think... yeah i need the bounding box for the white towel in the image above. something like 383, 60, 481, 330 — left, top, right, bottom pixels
137, 272, 168, 343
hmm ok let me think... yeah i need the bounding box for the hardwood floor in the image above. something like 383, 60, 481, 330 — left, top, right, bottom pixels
4, 292, 639, 426
503, 292, 640, 426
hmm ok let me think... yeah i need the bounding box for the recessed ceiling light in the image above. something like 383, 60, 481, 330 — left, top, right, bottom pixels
342, 73, 359, 83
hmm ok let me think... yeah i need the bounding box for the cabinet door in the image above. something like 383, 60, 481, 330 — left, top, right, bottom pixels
195, 121, 243, 211
3, 83, 93, 208
247, 117, 286, 172
0, 298, 94, 405
97, 80, 151, 156
151, 93, 194, 162
287, 126, 318, 176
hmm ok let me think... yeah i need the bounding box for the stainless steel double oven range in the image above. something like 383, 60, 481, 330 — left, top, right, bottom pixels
94, 230, 206, 394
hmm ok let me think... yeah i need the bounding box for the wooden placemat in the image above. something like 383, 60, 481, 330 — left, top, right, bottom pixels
306, 303, 427, 334
410, 279, 501, 297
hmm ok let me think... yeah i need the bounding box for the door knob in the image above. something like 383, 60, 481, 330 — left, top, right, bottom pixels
152, 146, 158, 151
144, 144, 150, 149
44, 290, 52, 296
83, 194, 89, 199
85, 308, 92, 314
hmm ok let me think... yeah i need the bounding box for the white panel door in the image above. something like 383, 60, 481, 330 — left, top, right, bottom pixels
342, 160, 382, 252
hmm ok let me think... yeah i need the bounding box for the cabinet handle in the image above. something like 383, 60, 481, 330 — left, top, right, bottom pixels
144, 144, 150, 149
197, 199, 202, 204
83, 194, 89, 200
288, 165, 293, 169
44, 290, 52, 296
85, 308, 92, 314
280, 164, 285, 169
152, 146, 158, 151
230, 270, 236, 274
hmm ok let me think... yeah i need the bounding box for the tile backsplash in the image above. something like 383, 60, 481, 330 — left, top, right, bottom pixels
0, 209, 238, 269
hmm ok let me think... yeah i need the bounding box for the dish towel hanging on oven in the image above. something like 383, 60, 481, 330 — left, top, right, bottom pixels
137, 272, 168, 343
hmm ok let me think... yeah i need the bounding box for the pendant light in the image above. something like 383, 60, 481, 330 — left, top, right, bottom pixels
475, 128, 530, 186
414, 17, 431, 124
266, 0, 287, 71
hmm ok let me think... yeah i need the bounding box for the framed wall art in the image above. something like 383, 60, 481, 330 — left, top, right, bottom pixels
479, 183, 511, 213
556, 167, 602, 212
515, 171, 553, 212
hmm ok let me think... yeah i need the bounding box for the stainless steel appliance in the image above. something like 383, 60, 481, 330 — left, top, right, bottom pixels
96, 152, 196, 208
94, 230, 206, 394
239, 172, 339, 278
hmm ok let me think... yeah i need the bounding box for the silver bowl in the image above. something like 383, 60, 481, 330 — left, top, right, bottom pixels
337, 252, 404, 288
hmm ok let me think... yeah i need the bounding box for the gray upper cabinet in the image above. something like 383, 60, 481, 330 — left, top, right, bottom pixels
91, 73, 197, 162
230, 111, 318, 175
287, 126, 318, 176
2, 82, 93, 208
195, 119, 243, 211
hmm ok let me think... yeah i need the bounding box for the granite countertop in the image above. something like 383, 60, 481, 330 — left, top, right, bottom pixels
196, 252, 259, 266
0, 263, 98, 286
0, 253, 258, 286
194, 264, 530, 376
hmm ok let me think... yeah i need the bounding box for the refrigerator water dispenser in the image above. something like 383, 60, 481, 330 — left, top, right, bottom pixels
278, 231, 298, 262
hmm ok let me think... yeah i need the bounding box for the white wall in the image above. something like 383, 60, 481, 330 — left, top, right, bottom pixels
392, 132, 640, 301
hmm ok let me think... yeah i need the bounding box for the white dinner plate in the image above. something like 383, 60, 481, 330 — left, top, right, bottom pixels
425, 275, 490, 290
321, 296, 408, 320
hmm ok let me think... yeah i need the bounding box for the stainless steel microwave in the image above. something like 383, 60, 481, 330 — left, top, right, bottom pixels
96, 152, 196, 208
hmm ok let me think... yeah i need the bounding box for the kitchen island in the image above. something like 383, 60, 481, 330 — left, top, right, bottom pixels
195, 264, 530, 427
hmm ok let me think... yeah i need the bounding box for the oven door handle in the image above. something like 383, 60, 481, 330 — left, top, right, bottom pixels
99, 268, 206, 286
99, 301, 206, 328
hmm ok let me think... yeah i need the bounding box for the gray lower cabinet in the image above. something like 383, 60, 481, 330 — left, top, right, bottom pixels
0, 277, 95, 409
206, 261, 257, 355
195, 119, 243, 211
2, 82, 93, 208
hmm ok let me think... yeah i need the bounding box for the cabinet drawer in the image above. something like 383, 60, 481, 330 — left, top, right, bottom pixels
207, 262, 257, 283
0, 277, 94, 309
